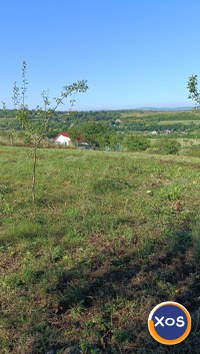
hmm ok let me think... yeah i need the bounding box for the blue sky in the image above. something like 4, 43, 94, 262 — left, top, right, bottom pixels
0, 0, 200, 110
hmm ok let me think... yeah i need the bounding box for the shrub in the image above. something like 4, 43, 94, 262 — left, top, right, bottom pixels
154, 139, 181, 154
124, 135, 150, 152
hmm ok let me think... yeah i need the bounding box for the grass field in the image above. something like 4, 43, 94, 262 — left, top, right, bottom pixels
0, 146, 200, 353
120, 110, 200, 120
159, 120, 200, 125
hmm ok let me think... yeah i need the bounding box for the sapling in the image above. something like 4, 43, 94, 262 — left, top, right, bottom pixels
13, 61, 88, 203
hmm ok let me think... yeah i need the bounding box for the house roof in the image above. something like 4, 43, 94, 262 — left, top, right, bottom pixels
52, 132, 71, 142
60, 132, 70, 138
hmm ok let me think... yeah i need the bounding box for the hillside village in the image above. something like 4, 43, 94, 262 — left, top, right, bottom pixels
1, 0, 200, 351
1, 109, 200, 155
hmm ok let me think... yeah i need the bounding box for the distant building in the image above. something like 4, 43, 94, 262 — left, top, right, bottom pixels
115, 119, 122, 124
52, 132, 71, 146
164, 129, 171, 135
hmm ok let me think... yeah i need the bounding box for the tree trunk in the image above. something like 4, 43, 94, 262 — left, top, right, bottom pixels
32, 146, 37, 204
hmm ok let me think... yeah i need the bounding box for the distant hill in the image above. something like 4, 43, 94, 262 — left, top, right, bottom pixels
137, 107, 193, 111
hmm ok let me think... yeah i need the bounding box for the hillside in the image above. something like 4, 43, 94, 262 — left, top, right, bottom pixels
0, 146, 200, 353
1, 109, 200, 140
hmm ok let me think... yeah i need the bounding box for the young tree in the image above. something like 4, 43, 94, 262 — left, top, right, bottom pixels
187, 75, 200, 109
13, 61, 88, 203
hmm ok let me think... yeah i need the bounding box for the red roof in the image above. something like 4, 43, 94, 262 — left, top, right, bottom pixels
52, 132, 71, 142
60, 132, 70, 138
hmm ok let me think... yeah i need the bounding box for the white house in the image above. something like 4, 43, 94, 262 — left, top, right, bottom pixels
164, 129, 171, 135
53, 132, 71, 146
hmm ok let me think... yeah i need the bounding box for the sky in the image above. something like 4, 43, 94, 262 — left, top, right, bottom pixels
0, 0, 200, 110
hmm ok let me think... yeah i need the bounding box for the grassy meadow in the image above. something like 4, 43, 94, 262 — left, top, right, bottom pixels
0, 145, 200, 353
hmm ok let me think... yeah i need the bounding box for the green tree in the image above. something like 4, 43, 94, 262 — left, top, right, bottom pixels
68, 125, 82, 145
13, 61, 88, 203
80, 121, 107, 148
109, 132, 123, 150
187, 74, 200, 108
95, 132, 122, 150
124, 135, 150, 152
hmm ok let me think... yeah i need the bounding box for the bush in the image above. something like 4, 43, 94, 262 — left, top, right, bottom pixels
154, 139, 181, 154
124, 135, 150, 152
